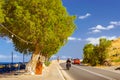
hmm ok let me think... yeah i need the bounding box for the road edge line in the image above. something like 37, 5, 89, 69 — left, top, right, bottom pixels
72, 65, 116, 80
94, 67, 120, 74
57, 66, 66, 80
58, 62, 74, 80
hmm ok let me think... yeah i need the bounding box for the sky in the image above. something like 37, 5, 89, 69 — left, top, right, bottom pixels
1, 0, 120, 62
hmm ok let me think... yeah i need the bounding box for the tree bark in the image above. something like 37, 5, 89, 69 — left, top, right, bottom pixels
26, 53, 40, 75
25, 44, 41, 75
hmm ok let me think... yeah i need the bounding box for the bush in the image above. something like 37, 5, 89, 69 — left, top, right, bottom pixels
44, 61, 51, 66
112, 59, 120, 62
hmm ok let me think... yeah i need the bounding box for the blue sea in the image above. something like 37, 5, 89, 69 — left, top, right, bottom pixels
0, 62, 26, 73
0, 62, 27, 65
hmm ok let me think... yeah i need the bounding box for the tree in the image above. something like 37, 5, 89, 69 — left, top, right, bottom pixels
83, 44, 94, 63
98, 38, 111, 64
0, 0, 4, 23
83, 38, 111, 66
0, 0, 76, 74
92, 45, 101, 66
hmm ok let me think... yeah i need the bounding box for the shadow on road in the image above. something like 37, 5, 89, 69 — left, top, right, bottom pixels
60, 69, 68, 70
115, 67, 120, 70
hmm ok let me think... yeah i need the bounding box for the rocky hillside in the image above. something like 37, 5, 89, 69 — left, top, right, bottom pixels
108, 38, 120, 65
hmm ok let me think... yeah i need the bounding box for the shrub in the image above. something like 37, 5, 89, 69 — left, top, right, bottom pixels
44, 61, 51, 66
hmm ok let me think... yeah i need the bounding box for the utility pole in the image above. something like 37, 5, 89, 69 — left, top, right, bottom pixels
11, 52, 13, 64
23, 54, 24, 63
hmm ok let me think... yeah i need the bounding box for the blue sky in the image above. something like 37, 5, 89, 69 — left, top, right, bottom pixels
1, 0, 120, 62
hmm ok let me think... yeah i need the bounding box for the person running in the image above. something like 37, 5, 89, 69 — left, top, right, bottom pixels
57, 56, 60, 62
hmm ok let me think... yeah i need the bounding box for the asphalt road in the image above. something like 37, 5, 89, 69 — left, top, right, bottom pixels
60, 63, 120, 80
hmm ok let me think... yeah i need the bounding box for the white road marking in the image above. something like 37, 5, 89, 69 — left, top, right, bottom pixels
94, 67, 120, 74
58, 62, 74, 80
57, 66, 66, 80
72, 65, 116, 80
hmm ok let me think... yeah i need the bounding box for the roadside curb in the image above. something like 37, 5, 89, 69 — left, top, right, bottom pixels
56, 62, 65, 80
57, 62, 74, 80
57, 66, 65, 80
94, 66, 120, 74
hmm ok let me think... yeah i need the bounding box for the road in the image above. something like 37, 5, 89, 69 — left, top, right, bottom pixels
60, 63, 120, 80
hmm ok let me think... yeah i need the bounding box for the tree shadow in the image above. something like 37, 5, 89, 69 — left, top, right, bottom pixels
59, 67, 68, 71
59, 63, 68, 71
115, 67, 120, 70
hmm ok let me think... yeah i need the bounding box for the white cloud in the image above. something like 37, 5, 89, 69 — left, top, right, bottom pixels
68, 37, 81, 41
106, 25, 114, 30
110, 21, 120, 26
0, 54, 7, 59
86, 37, 100, 45
92, 29, 101, 33
13, 54, 19, 58
89, 21, 120, 34
89, 25, 115, 33
6, 39, 12, 43
61, 56, 67, 59
50, 55, 72, 60
86, 36, 117, 45
100, 36, 117, 40
78, 38, 82, 41
51, 55, 57, 59
0, 54, 19, 59
61, 56, 72, 59
79, 13, 91, 19
90, 25, 106, 30
2, 37, 13, 44
68, 37, 76, 40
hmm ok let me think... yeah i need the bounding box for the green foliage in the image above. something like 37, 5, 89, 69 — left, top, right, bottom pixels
44, 61, 51, 66
83, 44, 94, 63
0, 0, 76, 58
83, 38, 111, 66
112, 59, 120, 62
98, 38, 111, 64
0, 0, 5, 23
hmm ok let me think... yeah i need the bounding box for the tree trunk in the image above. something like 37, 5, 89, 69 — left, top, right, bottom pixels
26, 53, 40, 75
25, 44, 41, 75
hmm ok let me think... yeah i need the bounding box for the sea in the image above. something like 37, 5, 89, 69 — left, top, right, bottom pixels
0, 62, 26, 74
0, 62, 27, 65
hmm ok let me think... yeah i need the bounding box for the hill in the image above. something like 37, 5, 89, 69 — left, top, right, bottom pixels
108, 38, 120, 65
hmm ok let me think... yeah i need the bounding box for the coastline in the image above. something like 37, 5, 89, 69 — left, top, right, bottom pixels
0, 60, 64, 80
